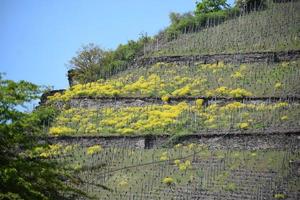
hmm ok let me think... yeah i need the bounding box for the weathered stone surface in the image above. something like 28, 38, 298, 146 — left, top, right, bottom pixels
69, 97, 164, 109
46, 132, 300, 150
178, 133, 300, 150
65, 96, 299, 108
134, 50, 300, 68
46, 136, 146, 149
40, 89, 65, 105
40, 94, 300, 108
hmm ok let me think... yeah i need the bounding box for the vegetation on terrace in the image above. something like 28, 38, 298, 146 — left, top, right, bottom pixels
0, 75, 87, 199
49, 60, 300, 102
2, 0, 300, 199
68, 37, 150, 84
146, 1, 300, 56
35, 141, 300, 199
48, 101, 299, 136
45, 0, 300, 199
68, 0, 300, 84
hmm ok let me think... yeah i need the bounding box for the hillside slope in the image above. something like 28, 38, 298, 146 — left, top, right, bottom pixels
145, 1, 300, 56
42, 1, 300, 199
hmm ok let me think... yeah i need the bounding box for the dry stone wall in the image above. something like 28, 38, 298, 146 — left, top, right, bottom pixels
134, 50, 300, 68
66, 96, 300, 109
46, 132, 300, 150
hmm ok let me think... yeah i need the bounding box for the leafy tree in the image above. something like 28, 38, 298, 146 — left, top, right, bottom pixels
165, 12, 195, 40
68, 43, 106, 84
165, 1, 236, 39
169, 12, 182, 25
0, 74, 88, 200
68, 35, 151, 85
195, 0, 230, 15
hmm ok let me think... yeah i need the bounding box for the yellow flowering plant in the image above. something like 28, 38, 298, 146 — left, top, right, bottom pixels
162, 177, 175, 185
87, 145, 102, 155
46, 61, 299, 103
48, 100, 298, 136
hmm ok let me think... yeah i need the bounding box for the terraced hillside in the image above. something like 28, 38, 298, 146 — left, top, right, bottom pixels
43, 1, 300, 199
56, 60, 300, 101
145, 1, 300, 56
47, 101, 300, 136
40, 141, 299, 200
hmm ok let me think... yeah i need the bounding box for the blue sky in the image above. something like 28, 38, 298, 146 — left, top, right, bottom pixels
0, 0, 234, 90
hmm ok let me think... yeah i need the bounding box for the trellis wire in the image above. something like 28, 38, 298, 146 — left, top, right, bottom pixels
53, 134, 300, 200
143, 0, 299, 57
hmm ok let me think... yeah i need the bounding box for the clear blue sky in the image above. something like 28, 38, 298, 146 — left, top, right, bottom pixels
0, 0, 234, 90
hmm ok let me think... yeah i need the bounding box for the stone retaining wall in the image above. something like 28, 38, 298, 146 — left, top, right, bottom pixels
39, 96, 299, 109
133, 50, 300, 68
46, 132, 300, 150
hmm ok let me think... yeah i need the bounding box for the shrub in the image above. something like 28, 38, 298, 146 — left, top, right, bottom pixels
195, 0, 230, 15
274, 193, 286, 199
235, 0, 267, 13
162, 177, 175, 185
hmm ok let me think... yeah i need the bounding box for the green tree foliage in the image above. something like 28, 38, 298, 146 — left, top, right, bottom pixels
166, 12, 195, 36
195, 0, 230, 15
105, 39, 146, 75
165, 0, 270, 40
0, 74, 87, 200
69, 34, 150, 84
169, 12, 182, 25
165, 0, 237, 39
68, 43, 106, 83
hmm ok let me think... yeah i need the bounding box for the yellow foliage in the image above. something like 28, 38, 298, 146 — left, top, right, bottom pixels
46, 60, 297, 104
206, 87, 252, 98
280, 115, 288, 121
48, 99, 295, 136
87, 145, 102, 155
162, 177, 174, 185
161, 95, 170, 102
273, 102, 288, 109
231, 71, 243, 79
160, 151, 168, 161
215, 86, 229, 95
37, 144, 63, 158
118, 128, 135, 135
274, 82, 282, 89
179, 163, 187, 171
195, 99, 204, 108
184, 160, 191, 167
178, 160, 192, 171
229, 88, 252, 98
238, 122, 249, 130
171, 85, 191, 96
204, 115, 216, 124
220, 102, 245, 112
199, 61, 225, 72
49, 126, 75, 136
160, 155, 168, 161
174, 159, 181, 165
118, 180, 129, 187
207, 104, 218, 112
